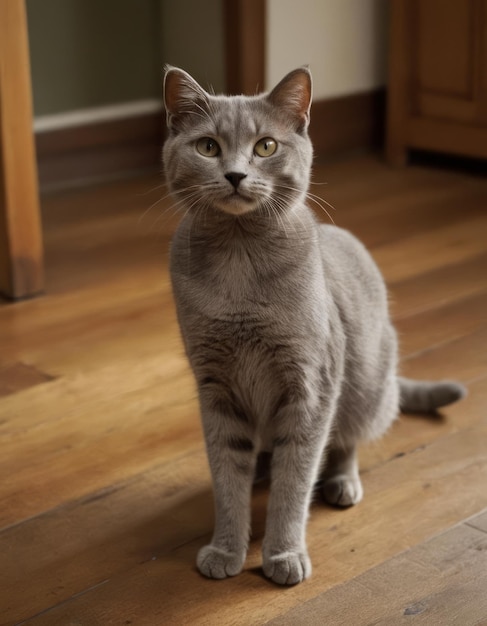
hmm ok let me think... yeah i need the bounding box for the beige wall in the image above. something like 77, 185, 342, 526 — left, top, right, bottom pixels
266, 0, 388, 98
27, 0, 382, 120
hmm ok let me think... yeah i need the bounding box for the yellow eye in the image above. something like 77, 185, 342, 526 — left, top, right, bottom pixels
196, 137, 221, 157
254, 137, 277, 157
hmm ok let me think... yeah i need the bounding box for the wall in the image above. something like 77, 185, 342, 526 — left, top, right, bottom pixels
27, 0, 226, 186
26, 0, 226, 126
160, 0, 225, 94
26, 0, 162, 118
27, 0, 386, 119
266, 0, 388, 98
28, 0, 385, 184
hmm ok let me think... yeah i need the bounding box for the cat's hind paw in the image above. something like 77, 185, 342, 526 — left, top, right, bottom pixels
197, 545, 245, 579
263, 551, 311, 585
322, 474, 363, 507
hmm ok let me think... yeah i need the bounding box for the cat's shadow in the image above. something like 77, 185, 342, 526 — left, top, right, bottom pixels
401, 408, 447, 421
144, 410, 447, 593
146, 480, 273, 589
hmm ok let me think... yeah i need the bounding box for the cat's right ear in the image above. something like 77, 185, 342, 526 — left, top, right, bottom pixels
163, 66, 209, 131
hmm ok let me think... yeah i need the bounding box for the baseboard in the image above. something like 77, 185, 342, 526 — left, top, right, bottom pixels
35, 90, 385, 189
35, 100, 164, 190
309, 89, 386, 160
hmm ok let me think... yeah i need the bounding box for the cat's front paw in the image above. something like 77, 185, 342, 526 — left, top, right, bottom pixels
322, 474, 363, 507
262, 550, 312, 585
197, 544, 245, 579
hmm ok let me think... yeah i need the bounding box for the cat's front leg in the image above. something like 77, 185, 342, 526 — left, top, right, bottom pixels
197, 387, 256, 579
262, 407, 330, 585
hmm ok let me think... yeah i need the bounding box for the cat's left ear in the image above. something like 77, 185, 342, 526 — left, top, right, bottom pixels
267, 67, 312, 132
163, 66, 210, 130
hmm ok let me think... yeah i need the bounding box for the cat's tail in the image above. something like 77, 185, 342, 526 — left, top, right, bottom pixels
398, 377, 467, 413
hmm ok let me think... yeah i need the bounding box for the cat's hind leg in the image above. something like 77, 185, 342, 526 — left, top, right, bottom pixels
321, 443, 363, 507
320, 373, 399, 507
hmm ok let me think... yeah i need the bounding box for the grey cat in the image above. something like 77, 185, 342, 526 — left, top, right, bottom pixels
162, 66, 466, 585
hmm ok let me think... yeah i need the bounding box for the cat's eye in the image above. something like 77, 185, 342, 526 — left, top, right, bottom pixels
196, 137, 221, 157
254, 137, 277, 157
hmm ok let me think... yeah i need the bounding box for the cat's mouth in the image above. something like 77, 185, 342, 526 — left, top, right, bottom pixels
216, 191, 257, 215
229, 189, 253, 202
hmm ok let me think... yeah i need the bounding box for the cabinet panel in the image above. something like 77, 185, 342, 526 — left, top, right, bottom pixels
415, 0, 474, 98
386, 0, 487, 164
413, 0, 482, 123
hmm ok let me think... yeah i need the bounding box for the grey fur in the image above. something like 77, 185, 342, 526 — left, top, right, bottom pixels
162, 66, 466, 585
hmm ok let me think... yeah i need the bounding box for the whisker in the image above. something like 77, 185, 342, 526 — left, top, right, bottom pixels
272, 194, 309, 237
141, 186, 205, 232
266, 199, 290, 238
137, 182, 168, 196
138, 183, 204, 222
138, 196, 168, 227
274, 183, 336, 224
305, 195, 335, 225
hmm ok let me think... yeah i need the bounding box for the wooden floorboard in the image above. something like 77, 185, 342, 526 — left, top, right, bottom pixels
269, 510, 487, 625
1, 154, 486, 625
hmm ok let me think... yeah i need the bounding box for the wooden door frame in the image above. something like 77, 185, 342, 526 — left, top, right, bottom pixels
0, 0, 265, 301
223, 0, 266, 95
0, 0, 43, 300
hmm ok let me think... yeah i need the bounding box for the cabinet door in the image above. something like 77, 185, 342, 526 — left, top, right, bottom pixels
413, 0, 485, 124
387, 0, 487, 164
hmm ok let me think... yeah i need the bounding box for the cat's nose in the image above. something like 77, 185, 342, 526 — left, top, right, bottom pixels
224, 171, 247, 190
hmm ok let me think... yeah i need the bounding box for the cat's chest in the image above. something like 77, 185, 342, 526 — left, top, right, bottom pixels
196, 315, 323, 422
171, 222, 331, 356
177, 244, 297, 319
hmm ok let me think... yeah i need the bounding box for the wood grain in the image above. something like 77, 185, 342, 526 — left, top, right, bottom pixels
0, 0, 43, 299
269, 512, 487, 625
36, 112, 164, 190
309, 90, 385, 160
12, 419, 487, 625
223, 0, 266, 95
386, 0, 487, 162
1, 155, 486, 624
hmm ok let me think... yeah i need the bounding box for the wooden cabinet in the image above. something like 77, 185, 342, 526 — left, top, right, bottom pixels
387, 0, 487, 164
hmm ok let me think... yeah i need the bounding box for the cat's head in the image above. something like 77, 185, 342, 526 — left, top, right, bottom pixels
162, 67, 313, 217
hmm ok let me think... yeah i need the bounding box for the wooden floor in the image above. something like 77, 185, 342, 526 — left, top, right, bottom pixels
1, 154, 487, 625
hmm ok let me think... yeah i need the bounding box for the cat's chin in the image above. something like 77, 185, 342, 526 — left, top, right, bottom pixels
215, 195, 258, 216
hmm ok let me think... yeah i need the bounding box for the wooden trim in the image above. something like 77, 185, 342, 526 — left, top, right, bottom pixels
223, 0, 266, 95
35, 90, 384, 189
36, 112, 164, 190
408, 117, 487, 159
0, 0, 44, 300
310, 89, 386, 161
480, 0, 487, 124
386, 0, 411, 165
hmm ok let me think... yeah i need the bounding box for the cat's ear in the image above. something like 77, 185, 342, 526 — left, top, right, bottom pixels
163, 66, 210, 130
267, 67, 312, 131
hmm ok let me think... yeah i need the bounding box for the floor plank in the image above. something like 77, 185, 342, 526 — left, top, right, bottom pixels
269, 512, 487, 625
0, 362, 54, 398
372, 214, 487, 283
388, 253, 487, 319
395, 289, 487, 356
3, 374, 486, 625
17, 416, 487, 625
1, 154, 486, 624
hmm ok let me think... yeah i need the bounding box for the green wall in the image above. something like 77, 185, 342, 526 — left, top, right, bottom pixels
161, 0, 225, 94
26, 0, 162, 116
26, 0, 225, 118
